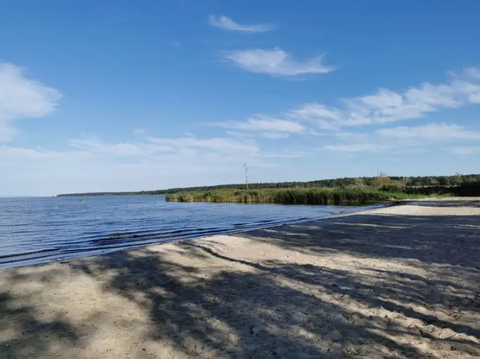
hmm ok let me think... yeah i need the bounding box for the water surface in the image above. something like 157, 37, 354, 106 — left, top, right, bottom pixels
0, 196, 367, 269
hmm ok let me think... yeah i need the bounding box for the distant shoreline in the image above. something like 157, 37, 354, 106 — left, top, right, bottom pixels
55, 174, 480, 197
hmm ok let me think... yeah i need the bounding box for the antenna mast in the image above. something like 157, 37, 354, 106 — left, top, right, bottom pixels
244, 163, 249, 190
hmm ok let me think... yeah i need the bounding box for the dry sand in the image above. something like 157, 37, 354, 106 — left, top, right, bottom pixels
1, 199, 479, 359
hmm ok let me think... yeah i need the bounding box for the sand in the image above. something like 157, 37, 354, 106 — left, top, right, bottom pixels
1, 199, 479, 359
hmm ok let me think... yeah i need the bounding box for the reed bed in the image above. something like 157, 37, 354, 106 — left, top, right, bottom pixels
166, 186, 432, 205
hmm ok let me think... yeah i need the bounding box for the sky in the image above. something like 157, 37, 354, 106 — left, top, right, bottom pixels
0, 0, 479, 196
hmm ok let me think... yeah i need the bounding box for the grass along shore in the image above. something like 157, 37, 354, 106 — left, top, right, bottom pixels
165, 186, 435, 205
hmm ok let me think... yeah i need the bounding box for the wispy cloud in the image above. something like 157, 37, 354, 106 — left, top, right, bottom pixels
0, 62, 61, 142
69, 137, 175, 156
447, 146, 480, 155
209, 67, 480, 142
146, 135, 260, 156
376, 123, 480, 140
208, 15, 273, 33
68, 134, 301, 160
224, 48, 333, 77
287, 103, 342, 131
207, 115, 305, 139
290, 67, 480, 129
0, 145, 89, 160
324, 143, 389, 153
324, 122, 480, 154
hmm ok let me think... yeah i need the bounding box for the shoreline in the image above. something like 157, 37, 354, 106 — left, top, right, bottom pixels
0, 202, 388, 271
1, 199, 479, 358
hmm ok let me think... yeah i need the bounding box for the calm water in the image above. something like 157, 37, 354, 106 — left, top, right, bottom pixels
0, 196, 367, 269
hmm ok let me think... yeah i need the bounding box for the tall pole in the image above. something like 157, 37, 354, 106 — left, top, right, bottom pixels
244, 163, 249, 190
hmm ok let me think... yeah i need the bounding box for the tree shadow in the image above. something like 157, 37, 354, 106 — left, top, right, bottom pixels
181, 242, 480, 337
0, 280, 81, 358
67, 251, 412, 358
66, 235, 479, 358
239, 214, 480, 268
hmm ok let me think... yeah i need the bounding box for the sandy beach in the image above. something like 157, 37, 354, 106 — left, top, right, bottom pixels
1, 199, 479, 359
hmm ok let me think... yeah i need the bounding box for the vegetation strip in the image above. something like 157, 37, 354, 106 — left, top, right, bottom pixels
56, 174, 480, 197
166, 187, 439, 205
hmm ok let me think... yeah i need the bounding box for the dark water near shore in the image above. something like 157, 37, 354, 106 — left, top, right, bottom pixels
0, 196, 369, 269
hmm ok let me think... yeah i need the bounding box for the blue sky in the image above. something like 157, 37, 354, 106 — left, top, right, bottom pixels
1, 0, 479, 196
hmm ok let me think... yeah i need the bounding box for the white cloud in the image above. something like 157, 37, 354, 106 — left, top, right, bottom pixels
260, 132, 290, 139
72, 135, 300, 161
323, 143, 387, 153
69, 137, 175, 156
224, 48, 333, 77
69, 134, 300, 161
376, 123, 480, 141
448, 146, 480, 155
208, 15, 273, 33
0, 62, 61, 142
212, 67, 480, 141
147, 135, 260, 156
225, 131, 255, 138
323, 122, 480, 154
67, 135, 262, 159
0, 145, 89, 160
290, 67, 480, 129
287, 103, 342, 130
207, 115, 305, 139
260, 150, 304, 158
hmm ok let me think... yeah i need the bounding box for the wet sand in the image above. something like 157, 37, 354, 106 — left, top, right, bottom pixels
1, 199, 479, 358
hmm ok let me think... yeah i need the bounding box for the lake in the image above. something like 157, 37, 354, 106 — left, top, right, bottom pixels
0, 196, 368, 269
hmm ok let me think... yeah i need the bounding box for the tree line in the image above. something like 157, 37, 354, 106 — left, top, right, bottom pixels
56, 173, 480, 197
